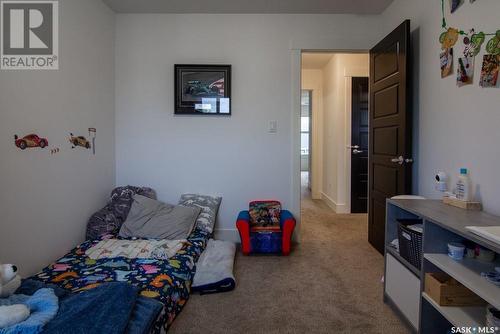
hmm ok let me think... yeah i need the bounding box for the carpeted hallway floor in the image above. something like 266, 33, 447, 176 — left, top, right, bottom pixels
169, 181, 410, 334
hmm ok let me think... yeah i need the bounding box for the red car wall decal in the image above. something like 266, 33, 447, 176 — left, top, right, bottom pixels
14, 134, 48, 150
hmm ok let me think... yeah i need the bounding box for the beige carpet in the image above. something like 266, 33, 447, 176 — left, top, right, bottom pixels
169, 193, 410, 334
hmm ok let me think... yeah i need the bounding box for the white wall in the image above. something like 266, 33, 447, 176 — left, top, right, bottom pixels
115, 14, 383, 240
301, 69, 324, 199
382, 0, 500, 215
0, 0, 115, 276
321, 53, 369, 213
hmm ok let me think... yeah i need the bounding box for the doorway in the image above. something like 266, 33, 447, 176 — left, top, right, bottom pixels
296, 21, 413, 255
301, 52, 369, 213
301, 90, 312, 196
350, 77, 369, 213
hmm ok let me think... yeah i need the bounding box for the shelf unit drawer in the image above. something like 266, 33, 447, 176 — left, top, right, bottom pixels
385, 253, 421, 329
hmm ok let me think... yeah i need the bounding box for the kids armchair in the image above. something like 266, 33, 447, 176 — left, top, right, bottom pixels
236, 200, 296, 256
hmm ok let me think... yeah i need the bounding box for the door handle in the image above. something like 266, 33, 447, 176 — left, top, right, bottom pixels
347, 145, 359, 149
391, 156, 413, 165
352, 149, 363, 154
391, 156, 404, 165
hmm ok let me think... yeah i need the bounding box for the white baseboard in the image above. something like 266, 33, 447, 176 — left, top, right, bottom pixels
335, 203, 350, 214
213, 228, 240, 243
321, 192, 337, 212
311, 190, 322, 200
320, 192, 350, 214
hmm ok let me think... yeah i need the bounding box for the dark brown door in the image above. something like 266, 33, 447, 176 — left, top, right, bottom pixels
350, 77, 369, 213
368, 20, 412, 254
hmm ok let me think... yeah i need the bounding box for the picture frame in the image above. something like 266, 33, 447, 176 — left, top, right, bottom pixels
174, 64, 232, 115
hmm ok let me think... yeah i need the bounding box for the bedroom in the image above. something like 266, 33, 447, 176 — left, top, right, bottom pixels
1, 0, 500, 333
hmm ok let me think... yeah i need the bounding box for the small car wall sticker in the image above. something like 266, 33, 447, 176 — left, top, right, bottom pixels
69, 133, 91, 149
14, 134, 48, 150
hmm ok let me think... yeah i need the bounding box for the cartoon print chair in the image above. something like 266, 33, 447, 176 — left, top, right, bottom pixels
236, 200, 296, 256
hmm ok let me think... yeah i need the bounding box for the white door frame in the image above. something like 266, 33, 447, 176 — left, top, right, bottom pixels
300, 78, 323, 199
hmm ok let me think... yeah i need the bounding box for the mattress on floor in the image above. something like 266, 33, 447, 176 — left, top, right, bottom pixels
29, 228, 211, 333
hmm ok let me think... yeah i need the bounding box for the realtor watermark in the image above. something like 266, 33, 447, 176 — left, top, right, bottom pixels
1, 0, 58, 70
451, 326, 499, 334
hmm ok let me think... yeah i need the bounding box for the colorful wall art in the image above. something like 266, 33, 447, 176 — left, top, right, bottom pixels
463, 31, 485, 57
450, 0, 464, 13
486, 31, 500, 55
441, 48, 454, 77
480, 55, 500, 87
14, 129, 98, 156
457, 57, 474, 86
440, 28, 459, 49
69, 133, 91, 150
439, 0, 499, 88
14, 134, 48, 150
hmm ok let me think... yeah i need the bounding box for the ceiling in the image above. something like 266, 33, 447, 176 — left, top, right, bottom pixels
102, 0, 394, 14
302, 53, 334, 69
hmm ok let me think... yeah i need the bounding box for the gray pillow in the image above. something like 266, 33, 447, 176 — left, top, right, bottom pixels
119, 195, 201, 240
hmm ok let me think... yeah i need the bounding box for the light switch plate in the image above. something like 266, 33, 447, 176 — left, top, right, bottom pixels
269, 120, 277, 133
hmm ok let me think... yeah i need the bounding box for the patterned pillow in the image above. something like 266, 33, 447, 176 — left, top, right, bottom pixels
110, 186, 157, 220
249, 200, 281, 230
178, 194, 222, 234
85, 186, 157, 240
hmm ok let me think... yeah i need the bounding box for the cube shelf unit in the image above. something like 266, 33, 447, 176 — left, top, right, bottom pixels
384, 199, 500, 333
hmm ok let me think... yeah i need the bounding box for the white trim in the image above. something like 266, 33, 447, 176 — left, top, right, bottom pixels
321, 192, 337, 212
345, 77, 353, 213
335, 203, 350, 214
214, 228, 240, 243
311, 87, 324, 200
301, 70, 324, 200
291, 49, 302, 243
344, 67, 368, 78
321, 192, 349, 213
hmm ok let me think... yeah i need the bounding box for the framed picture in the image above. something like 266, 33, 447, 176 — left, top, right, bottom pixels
175, 64, 231, 115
